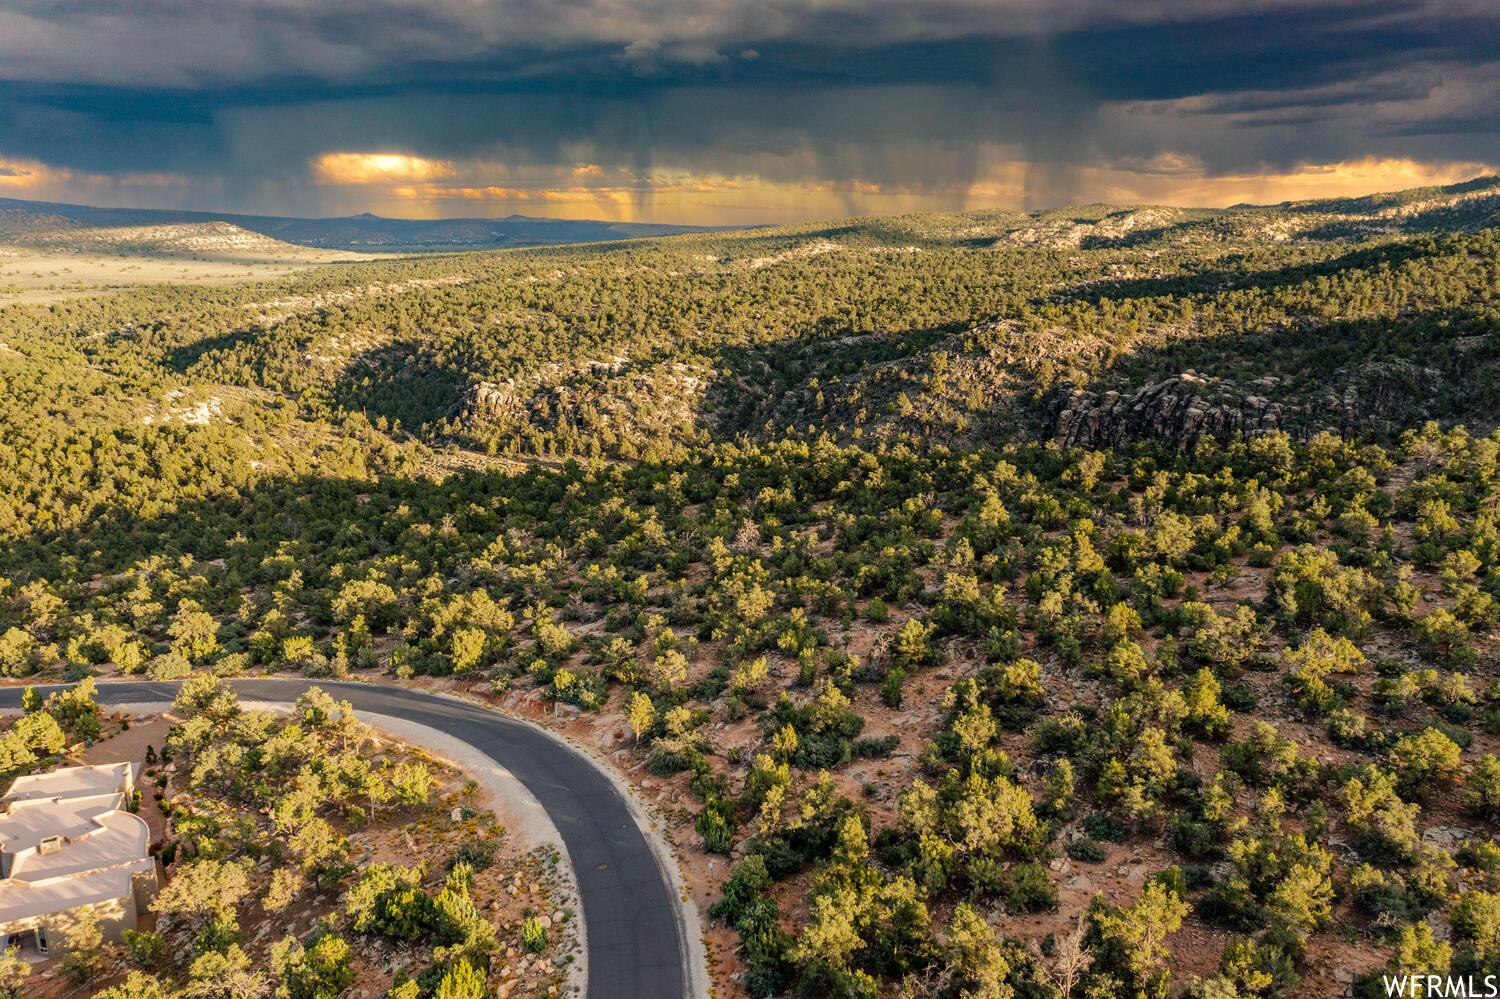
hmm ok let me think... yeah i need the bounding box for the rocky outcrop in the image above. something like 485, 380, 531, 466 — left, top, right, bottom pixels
996, 206, 1186, 250
463, 356, 637, 423
462, 359, 707, 446
1054, 359, 1453, 449
1055, 372, 1285, 450
465, 381, 517, 420
1310, 360, 1446, 438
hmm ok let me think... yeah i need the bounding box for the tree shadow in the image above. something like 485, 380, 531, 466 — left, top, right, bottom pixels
166, 324, 276, 376
328, 340, 472, 434
1053, 238, 1445, 306
1047, 302, 1500, 446
2, 461, 557, 585
699, 321, 964, 435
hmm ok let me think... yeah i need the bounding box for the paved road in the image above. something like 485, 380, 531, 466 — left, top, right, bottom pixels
0, 679, 689, 999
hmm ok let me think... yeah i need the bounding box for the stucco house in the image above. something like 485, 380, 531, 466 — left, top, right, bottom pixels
0, 762, 158, 954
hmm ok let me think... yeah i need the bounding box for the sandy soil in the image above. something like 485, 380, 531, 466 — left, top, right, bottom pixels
344, 708, 586, 999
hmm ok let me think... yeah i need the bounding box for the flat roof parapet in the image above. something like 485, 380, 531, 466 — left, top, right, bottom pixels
0, 762, 154, 929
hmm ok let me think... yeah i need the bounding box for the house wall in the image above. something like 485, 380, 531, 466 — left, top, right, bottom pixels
0, 893, 137, 951
131, 865, 159, 913
46, 894, 138, 948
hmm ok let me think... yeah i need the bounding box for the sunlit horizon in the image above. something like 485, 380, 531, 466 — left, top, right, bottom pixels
2, 152, 1494, 228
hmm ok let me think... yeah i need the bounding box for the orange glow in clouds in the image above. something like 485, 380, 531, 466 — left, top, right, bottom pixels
312, 153, 455, 185
0, 156, 51, 188
0, 149, 1493, 226
0, 155, 188, 195
303, 150, 1498, 225
1097, 156, 1500, 208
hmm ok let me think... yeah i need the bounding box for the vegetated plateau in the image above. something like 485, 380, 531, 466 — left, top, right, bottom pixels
3, 176, 1500, 999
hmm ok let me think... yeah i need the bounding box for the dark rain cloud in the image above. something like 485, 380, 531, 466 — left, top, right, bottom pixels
0, 0, 1496, 216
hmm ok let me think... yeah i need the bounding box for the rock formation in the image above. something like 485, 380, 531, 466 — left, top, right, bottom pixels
1053, 359, 1452, 449
1054, 371, 1286, 450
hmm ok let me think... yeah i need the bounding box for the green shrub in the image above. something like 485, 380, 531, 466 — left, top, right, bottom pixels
432, 958, 486, 999
447, 840, 499, 872
1468, 756, 1500, 819
520, 916, 548, 953
1067, 839, 1105, 863
696, 799, 735, 853
1083, 813, 1127, 843
1390, 727, 1462, 795
852, 735, 900, 758
1169, 815, 1219, 860
1220, 682, 1259, 713
122, 929, 165, 968
1326, 709, 1369, 748
999, 861, 1058, 913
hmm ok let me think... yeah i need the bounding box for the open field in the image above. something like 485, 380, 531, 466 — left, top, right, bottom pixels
0, 221, 371, 304
0, 250, 362, 304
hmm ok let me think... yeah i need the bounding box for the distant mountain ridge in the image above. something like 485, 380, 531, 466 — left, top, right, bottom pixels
0, 197, 743, 252
6, 176, 1497, 256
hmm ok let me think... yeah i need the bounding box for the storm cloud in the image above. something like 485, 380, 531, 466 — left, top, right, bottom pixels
0, 0, 1496, 222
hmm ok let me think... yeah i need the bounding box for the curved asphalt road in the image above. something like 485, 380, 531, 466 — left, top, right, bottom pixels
0, 679, 688, 999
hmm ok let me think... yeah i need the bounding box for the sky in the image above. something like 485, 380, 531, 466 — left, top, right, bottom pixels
0, 0, 1498, 225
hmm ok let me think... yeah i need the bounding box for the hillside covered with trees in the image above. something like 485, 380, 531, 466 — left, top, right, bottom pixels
2, 177, 1499, 999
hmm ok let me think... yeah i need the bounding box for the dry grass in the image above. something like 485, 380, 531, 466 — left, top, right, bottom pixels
0, 226, 369, 305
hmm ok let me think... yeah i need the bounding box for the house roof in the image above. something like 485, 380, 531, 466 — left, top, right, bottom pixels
0, 763, 152, 927
4, 762, 132, 803
0, 792, 128, 852
0, 865, 148, 924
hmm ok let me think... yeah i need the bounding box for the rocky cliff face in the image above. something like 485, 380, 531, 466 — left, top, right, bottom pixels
461, 358, 708, 447
1054, 372, 1285, 450
1053, 360, 1453, 449
464, 381, 518, 420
